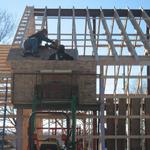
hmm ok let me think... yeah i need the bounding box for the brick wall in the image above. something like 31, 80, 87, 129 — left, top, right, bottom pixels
9, 51, 97, 106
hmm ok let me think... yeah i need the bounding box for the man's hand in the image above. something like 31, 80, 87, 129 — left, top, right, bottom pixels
52, 40, 55, 44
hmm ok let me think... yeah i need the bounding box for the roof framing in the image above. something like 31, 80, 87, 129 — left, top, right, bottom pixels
10, 7, 150, 95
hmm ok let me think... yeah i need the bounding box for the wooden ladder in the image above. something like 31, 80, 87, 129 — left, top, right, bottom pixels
12, 6, 34, 48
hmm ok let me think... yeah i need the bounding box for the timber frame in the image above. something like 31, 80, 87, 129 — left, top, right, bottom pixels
1, 6, 150, 150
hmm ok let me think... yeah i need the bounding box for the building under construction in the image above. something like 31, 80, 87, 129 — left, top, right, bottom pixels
0, 6, 150, 150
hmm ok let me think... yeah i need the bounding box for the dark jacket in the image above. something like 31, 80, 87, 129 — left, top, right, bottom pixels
29, 31, 53, 46
49, 45, 74, 60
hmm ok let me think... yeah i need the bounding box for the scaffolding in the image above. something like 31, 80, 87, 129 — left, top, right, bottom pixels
0, 6, 150, 150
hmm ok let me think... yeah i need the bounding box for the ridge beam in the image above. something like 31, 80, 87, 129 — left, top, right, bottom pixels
128, 8, 150, 53
86, 8, 98, 60
100, 8, 119, 62
114, 8, 139, 62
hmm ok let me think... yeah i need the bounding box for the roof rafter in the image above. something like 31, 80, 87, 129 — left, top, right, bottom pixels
72, 7, 77, 50
57, 6, 61, 44
100, 8, 118, 62
128, 8, 150, 53
114, 8, 139, 62
141, 8, 150, 28
86, 8, 98, 60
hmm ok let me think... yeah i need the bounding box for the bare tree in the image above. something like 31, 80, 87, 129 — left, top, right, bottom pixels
0, 9, 15, 43
0, 10, 15, 148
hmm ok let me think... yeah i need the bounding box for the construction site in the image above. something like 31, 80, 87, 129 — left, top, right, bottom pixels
1, 6, 150, 150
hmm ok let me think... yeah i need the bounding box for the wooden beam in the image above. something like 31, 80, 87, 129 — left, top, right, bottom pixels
83, 17, 88, 55
100, 8, 118, 62
34, 9, 148, 17
0, 45, 11, 73
86, 8, 98, 60
128, 8, 150, 52
114, 8, 139, 61
41, 7, 47, 29
72, 7, 77, 50
130, 98, 141, 150
79, 56, 150, 65
101, 94, 150, 98
16, 108, 23, 150
141, 8, 150, 28
57, 6, 61, 44
105, 17, 115, 92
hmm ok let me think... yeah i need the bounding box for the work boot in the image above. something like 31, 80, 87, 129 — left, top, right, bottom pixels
32, 53, 40, 57
22, 52, 32, 57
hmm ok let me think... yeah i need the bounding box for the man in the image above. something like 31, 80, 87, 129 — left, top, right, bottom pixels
49, 45, 74, 60
23, 29, 54, 57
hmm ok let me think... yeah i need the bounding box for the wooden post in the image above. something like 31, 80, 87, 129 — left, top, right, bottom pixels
146, 26, 150, 150
117, 98, 126, 149
71, 96, 77, 150
16, 108, 23, 150
146, 27, 150, 94
130, 98, 141, 150
92, 18, 97, 150
100, 66, 105, 150
105, 98, 115, 150
93, 111, 97, 150
23, 109, 32, 150
145, 98, 150, 149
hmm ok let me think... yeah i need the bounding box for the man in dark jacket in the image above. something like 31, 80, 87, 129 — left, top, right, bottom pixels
49, 45, 74, 60
23, 29, 54, 57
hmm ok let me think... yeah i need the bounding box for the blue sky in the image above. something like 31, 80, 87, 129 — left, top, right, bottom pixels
0, 0, 149, 35
0, 0, 149, 19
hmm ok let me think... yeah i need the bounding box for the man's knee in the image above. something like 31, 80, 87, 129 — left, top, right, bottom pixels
24, 39, 32, 50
